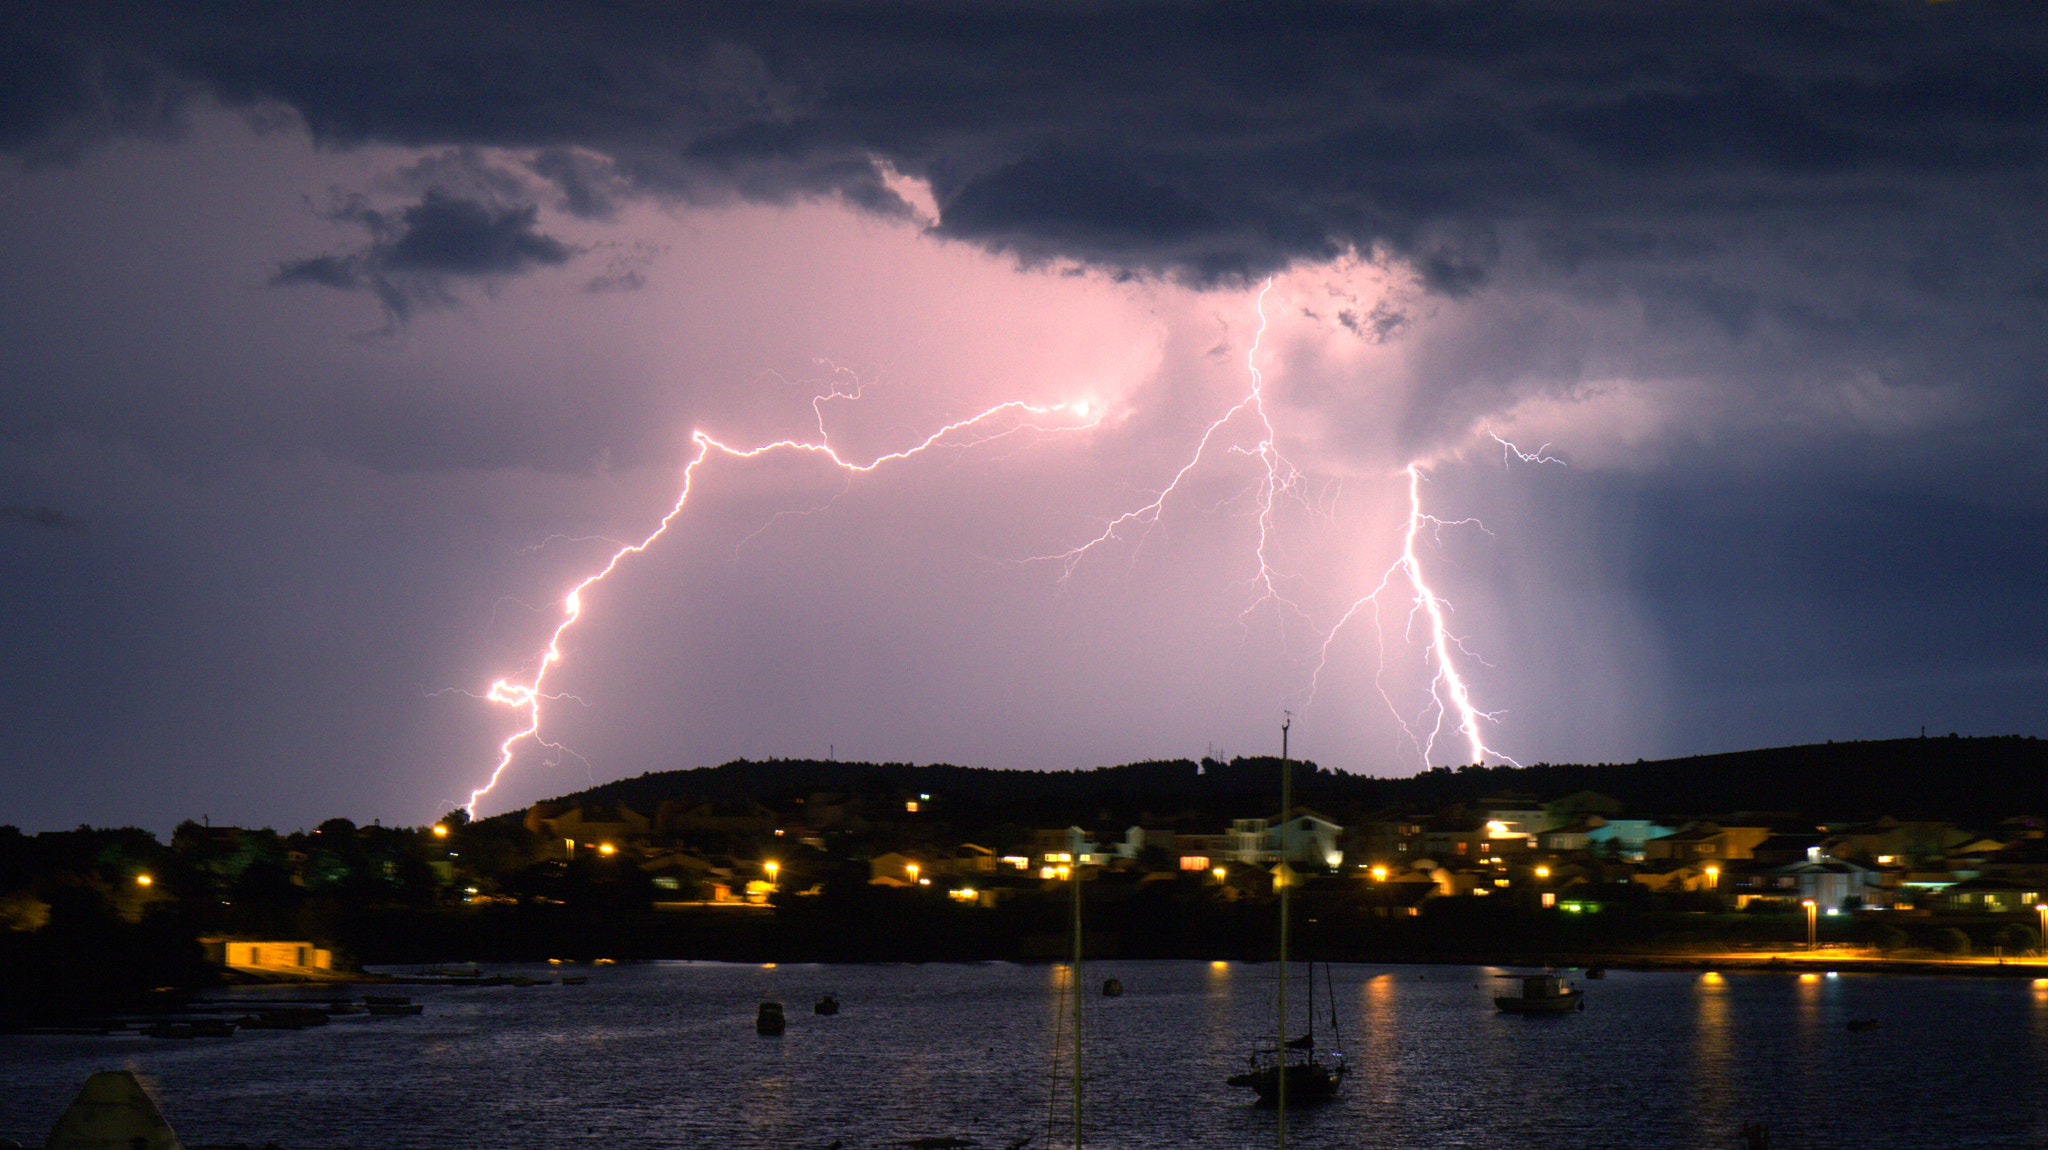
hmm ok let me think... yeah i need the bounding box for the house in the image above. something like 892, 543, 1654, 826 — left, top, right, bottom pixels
1478, 791, 1554, 844
1933, 877, 2045, 914
208, 938, 335, 973
868, 851, 931, 886
1271, 810, 1346, 868
1583, 819, 1676, 861
642, 850, 731, 902
1644, 822, 1771, 863
1352, 817, 1427, 865
1763, 853, 1889, 911
526, 803, 650, 855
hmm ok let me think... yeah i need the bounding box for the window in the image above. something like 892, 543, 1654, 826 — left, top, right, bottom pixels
1180, 856, 1211, 871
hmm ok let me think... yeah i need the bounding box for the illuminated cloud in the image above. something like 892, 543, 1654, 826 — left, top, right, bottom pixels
0, 1, 2043, 829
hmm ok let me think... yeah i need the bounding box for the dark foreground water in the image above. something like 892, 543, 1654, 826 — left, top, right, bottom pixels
4, 960, 2046, 1150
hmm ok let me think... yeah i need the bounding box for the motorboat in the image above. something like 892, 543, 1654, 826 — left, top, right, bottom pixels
1494, 973, 1584, 1013
814, 994, 839, 1015
757, 1001, 786, 1035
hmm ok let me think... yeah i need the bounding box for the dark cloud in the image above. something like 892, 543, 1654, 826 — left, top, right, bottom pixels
4, 1, 2038, 285
0, 504, 83, 530
271, 189, 574, 324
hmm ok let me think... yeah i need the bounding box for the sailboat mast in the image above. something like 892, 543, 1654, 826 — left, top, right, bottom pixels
1277, 713, 1291, 1145
1071, 859, 1083, 1150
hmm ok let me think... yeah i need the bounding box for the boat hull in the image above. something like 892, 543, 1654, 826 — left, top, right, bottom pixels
1229, 1062, 1346, 1106
1494, 991, 1584, 1013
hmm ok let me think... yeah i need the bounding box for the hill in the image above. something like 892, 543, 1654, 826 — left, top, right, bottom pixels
518, 734, 2045, 828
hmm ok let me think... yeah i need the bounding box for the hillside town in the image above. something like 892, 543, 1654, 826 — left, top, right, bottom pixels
6, 740, 2045, 1025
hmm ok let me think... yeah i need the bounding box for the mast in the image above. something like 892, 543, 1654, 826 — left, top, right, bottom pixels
1277, 712, 1291, 1146
1071, 856, 1082, 1150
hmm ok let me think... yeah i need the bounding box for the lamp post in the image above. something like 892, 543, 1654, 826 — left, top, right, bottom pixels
1802, 899, 1817, 951
2036, 903, 2046, 957
765, 861, 779, 888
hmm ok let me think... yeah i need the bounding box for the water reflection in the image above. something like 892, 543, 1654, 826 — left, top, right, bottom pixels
1686, 970, 1734, 1137
8, 962, 2048, 1150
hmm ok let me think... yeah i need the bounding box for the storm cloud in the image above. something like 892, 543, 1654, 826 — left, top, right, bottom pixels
1, 1, 2042, 832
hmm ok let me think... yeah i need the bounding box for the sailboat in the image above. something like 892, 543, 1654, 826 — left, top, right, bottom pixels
1228, 716, 1347, 1109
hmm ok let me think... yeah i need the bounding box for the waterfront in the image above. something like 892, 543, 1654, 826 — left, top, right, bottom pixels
5, 960, 2046, 1149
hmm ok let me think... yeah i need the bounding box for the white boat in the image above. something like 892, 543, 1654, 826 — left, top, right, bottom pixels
1494, 972, 1585, 1013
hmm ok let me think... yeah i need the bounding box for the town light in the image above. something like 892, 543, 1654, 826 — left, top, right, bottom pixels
1803, 899, 1818, 951
432, 824, 449, 837
135, 873, 153, 887
598, 842, 616, 856
906, 863, 920, 882
765, 861, 779, 883
1371, 866, 1388, 881
1705, 865, 1719, 886
1213, 867, 1228, 881
1534, 866, 1550, 880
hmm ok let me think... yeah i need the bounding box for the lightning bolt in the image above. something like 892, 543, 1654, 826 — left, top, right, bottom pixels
462, 397, 1099, 815
458, 274, 1558, 813
1027, 280, 1307, 629
1307, 438, 1563, 768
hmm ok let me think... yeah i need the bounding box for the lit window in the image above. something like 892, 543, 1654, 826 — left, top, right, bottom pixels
1180, 856, 1211, 871
905, 801, 919, 813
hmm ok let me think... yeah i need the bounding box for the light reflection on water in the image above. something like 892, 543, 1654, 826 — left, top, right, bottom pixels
3, 961, 2045, 1150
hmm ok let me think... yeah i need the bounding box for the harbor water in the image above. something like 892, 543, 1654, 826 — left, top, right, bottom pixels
4, 960, 2046, 1149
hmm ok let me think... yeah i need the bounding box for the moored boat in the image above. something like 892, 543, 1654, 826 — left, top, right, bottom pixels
1494, 973, 1584, 1013
757, 1001, 786, 1035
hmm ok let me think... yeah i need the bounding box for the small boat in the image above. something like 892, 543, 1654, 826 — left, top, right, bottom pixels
560, 975, 588, 986
757, 1001, 786, 1035
1101, 978, 1123, 997
1495, 973, 1585, 1013
1583, 965, 1606, 979
363, 994, 412, 1006
814, 994, 839, 1015
234, 1011, 315, 1030
141, 1020, 237, 1039
1846, 1018, 1879, 1032
366, 1002, 425, 1016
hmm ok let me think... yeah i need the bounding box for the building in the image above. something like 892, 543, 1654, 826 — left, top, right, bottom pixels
207, 938, 335, 973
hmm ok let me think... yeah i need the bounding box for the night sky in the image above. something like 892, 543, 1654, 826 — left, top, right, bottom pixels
4, 2, 2043, 835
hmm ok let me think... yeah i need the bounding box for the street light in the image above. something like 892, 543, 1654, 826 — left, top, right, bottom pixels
1704, 865, 1718, 887
1534, 865, 1550, 880
906, 863, 919, 884
1802, 899, 1817, 951
765, 861, 780, 887
2036, 903, 2046, 957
